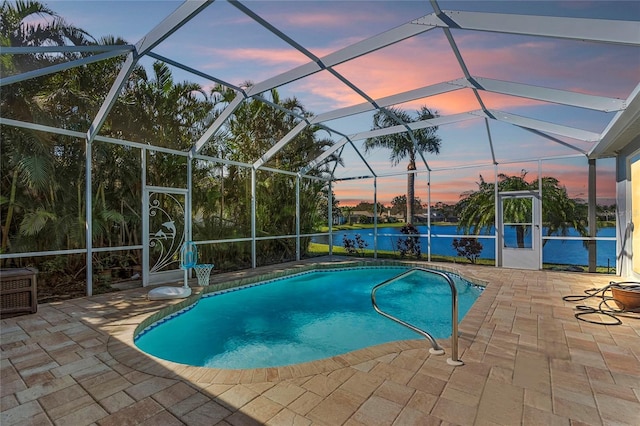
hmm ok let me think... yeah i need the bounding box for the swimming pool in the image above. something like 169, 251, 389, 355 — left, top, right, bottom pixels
135, 266, 483, 369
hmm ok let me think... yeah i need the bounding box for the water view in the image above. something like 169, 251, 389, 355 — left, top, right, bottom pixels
314, 225, 616, 268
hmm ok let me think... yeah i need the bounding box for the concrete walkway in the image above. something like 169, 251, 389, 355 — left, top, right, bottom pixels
2, 259, 639, 425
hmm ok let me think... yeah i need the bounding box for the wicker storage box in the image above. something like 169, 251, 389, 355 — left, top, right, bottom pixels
1, 268, 38, 315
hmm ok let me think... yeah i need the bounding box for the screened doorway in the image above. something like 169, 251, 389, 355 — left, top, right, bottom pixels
498, 191, 541, 270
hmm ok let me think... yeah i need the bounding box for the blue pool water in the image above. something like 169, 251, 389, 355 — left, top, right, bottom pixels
135, 267, 483, 369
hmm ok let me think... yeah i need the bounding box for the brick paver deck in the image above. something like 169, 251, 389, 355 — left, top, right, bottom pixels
2, 258, 639, 425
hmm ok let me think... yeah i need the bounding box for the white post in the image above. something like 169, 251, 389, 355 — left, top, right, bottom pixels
373, 177, 378, 258
251, 168, 257, 269
142, 148, 149, 286
296, 175, 300, 261
494, 164, 500, 267
85, 137, 93, 296
328, 180, 333, 255
427, 170, 432, 261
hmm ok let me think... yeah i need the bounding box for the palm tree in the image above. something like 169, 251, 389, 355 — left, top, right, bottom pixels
1, 0, 94, 256
364, 106, 441, 223
456, 171, 588, 248
194, 83, 339, 262
1, 0, 94, 76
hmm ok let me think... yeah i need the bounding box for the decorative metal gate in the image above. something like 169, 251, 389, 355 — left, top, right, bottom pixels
143, 187, 189, 286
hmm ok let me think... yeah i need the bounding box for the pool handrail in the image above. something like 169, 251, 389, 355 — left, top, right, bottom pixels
370, 267, 463, 366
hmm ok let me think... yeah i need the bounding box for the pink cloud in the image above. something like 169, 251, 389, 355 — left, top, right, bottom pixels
282, 12, 374, 28
201, 47, 309, 68
191, 22, 636, 115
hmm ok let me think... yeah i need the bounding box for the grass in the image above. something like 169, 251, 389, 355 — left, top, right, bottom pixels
321, 220, 615, 232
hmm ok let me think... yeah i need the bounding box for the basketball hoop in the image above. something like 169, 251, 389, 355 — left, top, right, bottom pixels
194, 264, 214, 286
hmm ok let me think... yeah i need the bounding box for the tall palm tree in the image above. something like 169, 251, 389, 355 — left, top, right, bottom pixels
364, 106, 441, 223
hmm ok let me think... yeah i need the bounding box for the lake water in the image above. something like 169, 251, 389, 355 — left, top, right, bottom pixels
313, 225, 616, 268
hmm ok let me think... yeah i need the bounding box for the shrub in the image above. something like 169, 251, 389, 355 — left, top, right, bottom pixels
452, 237, 483, 264
397, 223, 421, 258
343, 234, 368, 255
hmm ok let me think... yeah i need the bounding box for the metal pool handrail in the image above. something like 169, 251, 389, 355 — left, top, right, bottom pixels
371, 267, 463, 366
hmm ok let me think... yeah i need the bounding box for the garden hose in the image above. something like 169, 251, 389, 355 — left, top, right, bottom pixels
562, 282, 640, 325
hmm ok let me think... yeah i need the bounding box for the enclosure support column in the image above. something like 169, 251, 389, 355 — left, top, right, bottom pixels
328, 180, 333, 256
494, 164, 500, 267
296, 175, 300, 261
373, 177, 378, 258
588, 158, 597, 272
141, 149, 148, 286
538, 160, 543, 270
251, 168, 257, 269
187, 154, 193, 278
427, 170, 432, 262
85, 138, 93, 297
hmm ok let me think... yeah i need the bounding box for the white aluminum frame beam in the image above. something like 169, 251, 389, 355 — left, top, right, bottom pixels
483, 110, 601, 141
348, 111, 481, 142
453, 77, 627, 112
147, 52, 241, 91
430, 1, 492, 129
417, 10, 640, 46
253, 121, 308, 169
87, 0, 213, 143
2, 45, 134, 54
300, 137, 350, 175
192, 91, 245, 154
522, 128, 587, 155
1, 49, 132, 87
236, 0, 422, 174
245, 20, 437, 96
311, 80, 465, 124
484, 118, 497, 165
591, 83, 640, 157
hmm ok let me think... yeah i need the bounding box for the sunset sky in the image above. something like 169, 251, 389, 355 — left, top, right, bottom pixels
39, 0, 639, 206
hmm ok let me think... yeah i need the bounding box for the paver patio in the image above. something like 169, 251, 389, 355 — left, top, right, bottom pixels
2, 258, 639, 425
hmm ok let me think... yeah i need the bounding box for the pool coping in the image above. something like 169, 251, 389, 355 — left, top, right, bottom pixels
106, 259, 492, 385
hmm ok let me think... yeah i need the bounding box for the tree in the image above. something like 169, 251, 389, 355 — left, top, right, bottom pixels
364, 106, 441, 223
456, 171, 588, 248
341, 206, 354, 225
1, 0, 95, 255
353, 201, 386, 213
317, 188, 340, 226
192, 83, 339, 264
390, 195, 423, 221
